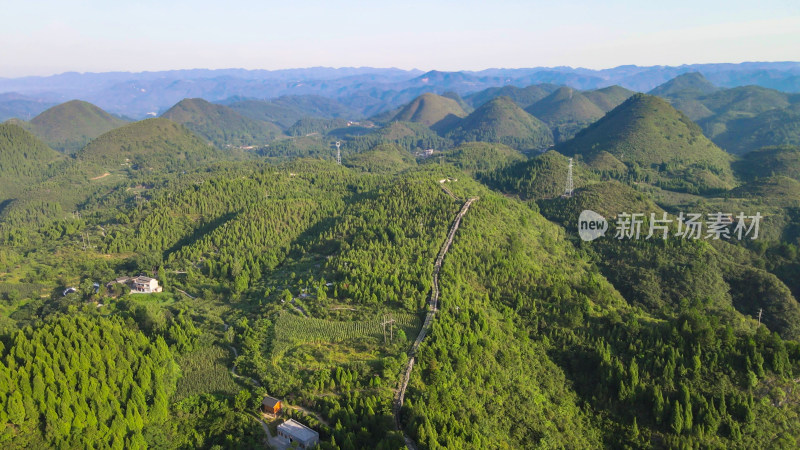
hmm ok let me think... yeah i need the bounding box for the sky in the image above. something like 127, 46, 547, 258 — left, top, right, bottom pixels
1, 0, 800, 78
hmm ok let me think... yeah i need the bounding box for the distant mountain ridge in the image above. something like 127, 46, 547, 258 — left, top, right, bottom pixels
2, 62, 799, 119
0, 93, 55, 122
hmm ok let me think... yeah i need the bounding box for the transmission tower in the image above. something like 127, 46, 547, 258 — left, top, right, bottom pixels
562, 157, 574, 198
381, 315, 396, 344
335, 141, 341, 165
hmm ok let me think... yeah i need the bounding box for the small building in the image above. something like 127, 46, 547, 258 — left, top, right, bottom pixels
261, 396, 282, 414
277, 419, 319, 449
106, 277, 130, 290
131, 276, 162, 294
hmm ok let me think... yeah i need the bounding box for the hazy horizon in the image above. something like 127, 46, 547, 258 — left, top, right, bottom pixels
2, 0, 799, 78
3, 60, 800, 80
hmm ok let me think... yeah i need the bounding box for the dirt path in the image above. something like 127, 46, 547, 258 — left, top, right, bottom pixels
290, 299, 308, 316
90, 172, 110, 180
393, 196, 477, 448
175, 288, 195, 299
286, 404, 331, 428
222, 323, 261, 387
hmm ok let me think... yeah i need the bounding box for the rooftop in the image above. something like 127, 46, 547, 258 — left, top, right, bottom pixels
262, 396, 281, 408
277, 419, 318, 442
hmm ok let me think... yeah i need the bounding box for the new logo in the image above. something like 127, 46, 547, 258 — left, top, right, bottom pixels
578, 210, 608, 241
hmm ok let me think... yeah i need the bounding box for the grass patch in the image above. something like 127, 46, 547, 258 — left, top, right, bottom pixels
174, 342, 242, 401
272, 310, 421, 356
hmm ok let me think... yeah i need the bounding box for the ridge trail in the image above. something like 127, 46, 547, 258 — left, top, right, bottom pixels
393, 196, 478, 449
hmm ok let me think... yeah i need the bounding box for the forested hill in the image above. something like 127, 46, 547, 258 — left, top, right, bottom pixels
526, 86, 605, 125
3, 80, 800, 449
464, 83, 560, 109
76, 117, 220, 170
558, 93, 735, 193
525, 86, 606, 142
0, 123, 62, 199
582, 85, 636, 112
649, 72, 720, 98
25, 100, 128, 153
389, 93, 468, 127
161, 98, 283, 147
441, 96, 554, 151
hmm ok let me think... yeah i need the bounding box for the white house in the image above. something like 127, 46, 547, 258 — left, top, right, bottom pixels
131, 276, 162, 294
277, 419, 319, 449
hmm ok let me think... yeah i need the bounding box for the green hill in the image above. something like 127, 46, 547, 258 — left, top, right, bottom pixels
271, 95, 358, 119
390, 93, 467, 127
286, 117, 351, 136
374, 121, 446, 142
441, 91, 473, 113
649, 73, 720, 121
710, 109, 800, 155
340, 121, 453, 154
668, 98, 716, 121
343, 142, 417, 172
526, 87, 605, 124
0, 123, 63, 199
558, 94, 735, 193
77, 118, 218, 172
582, 85, 636, 112
27, 100, 128, 153
539, 179, 662, 222
700, 85, 790, 117
226, 95, 357, 129
727, 176, 800, 205
691, 86, 794, 153
433, 142, 526, 176
161, 98, 282, 147
525, 87, 605, 142
648, 72, 719, 98
464, 84, 559, 109
226, 99, 306, 129
733, 146, 800, 181
483, 150, 599, 200
442, 96, 554, 151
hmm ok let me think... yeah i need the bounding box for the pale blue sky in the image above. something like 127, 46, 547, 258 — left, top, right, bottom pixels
1, 0, 799, 77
